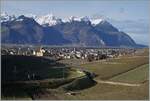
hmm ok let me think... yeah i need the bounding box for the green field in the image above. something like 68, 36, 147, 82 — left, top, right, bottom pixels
53, 49, 149, 100
109, 64, 149, 83
56, 55, 149, 100
79, 56, 149, 81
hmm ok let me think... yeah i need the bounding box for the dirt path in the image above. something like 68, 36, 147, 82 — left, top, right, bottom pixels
95, 80, 141, 87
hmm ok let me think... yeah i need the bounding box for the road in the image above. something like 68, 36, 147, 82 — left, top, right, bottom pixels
95, 79, 141, 87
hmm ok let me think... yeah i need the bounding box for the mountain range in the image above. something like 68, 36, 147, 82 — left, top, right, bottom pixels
1, 12, 145, 47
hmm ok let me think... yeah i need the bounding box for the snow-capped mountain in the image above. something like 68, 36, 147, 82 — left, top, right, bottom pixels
34, 14, 62, 26
0, 12, 105, 26
90, 18, 104, 26
66, 16, 104, 24
34, 14, 105, 26
0, 12, 16, 23
1, 12, 139, 47
68, 16, 81, 22
24, 14, 37, 19
67, 16, 91, 22
0, 12, 63, 26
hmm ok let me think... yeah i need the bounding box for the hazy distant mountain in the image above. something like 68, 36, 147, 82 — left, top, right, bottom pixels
1, 13, 142, 47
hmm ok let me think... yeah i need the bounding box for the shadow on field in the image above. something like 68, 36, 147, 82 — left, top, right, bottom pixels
1, 55, 97, 99
2, 55, 69, 81
1, 55, 69, 99
60, 76, 97, 91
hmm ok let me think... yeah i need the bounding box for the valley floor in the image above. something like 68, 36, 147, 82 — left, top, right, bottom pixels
2, 48, 149, 100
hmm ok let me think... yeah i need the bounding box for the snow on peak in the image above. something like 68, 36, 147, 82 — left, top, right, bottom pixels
68, 16, 90, 22
67, 16, 105, 25
35, 13, 62, 26
81, 16, 90, 22
69, 16, 81, 22
1, 12, 107, 26
90, 18, 104, 26
1, 12, 16, 23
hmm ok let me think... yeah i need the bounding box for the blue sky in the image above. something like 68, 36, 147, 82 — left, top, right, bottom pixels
1, 0, 149, 20
1, 0, 150, 45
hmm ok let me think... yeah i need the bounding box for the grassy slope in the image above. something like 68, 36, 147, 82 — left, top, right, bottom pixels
2, 55, 86, 100
67, 68, 86, 79
59, 81, 149, 100
2, 55, 86, 81
109, 64, 149, 83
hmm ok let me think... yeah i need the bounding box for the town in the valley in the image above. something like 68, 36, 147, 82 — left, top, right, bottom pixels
1, 44, 139, 61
